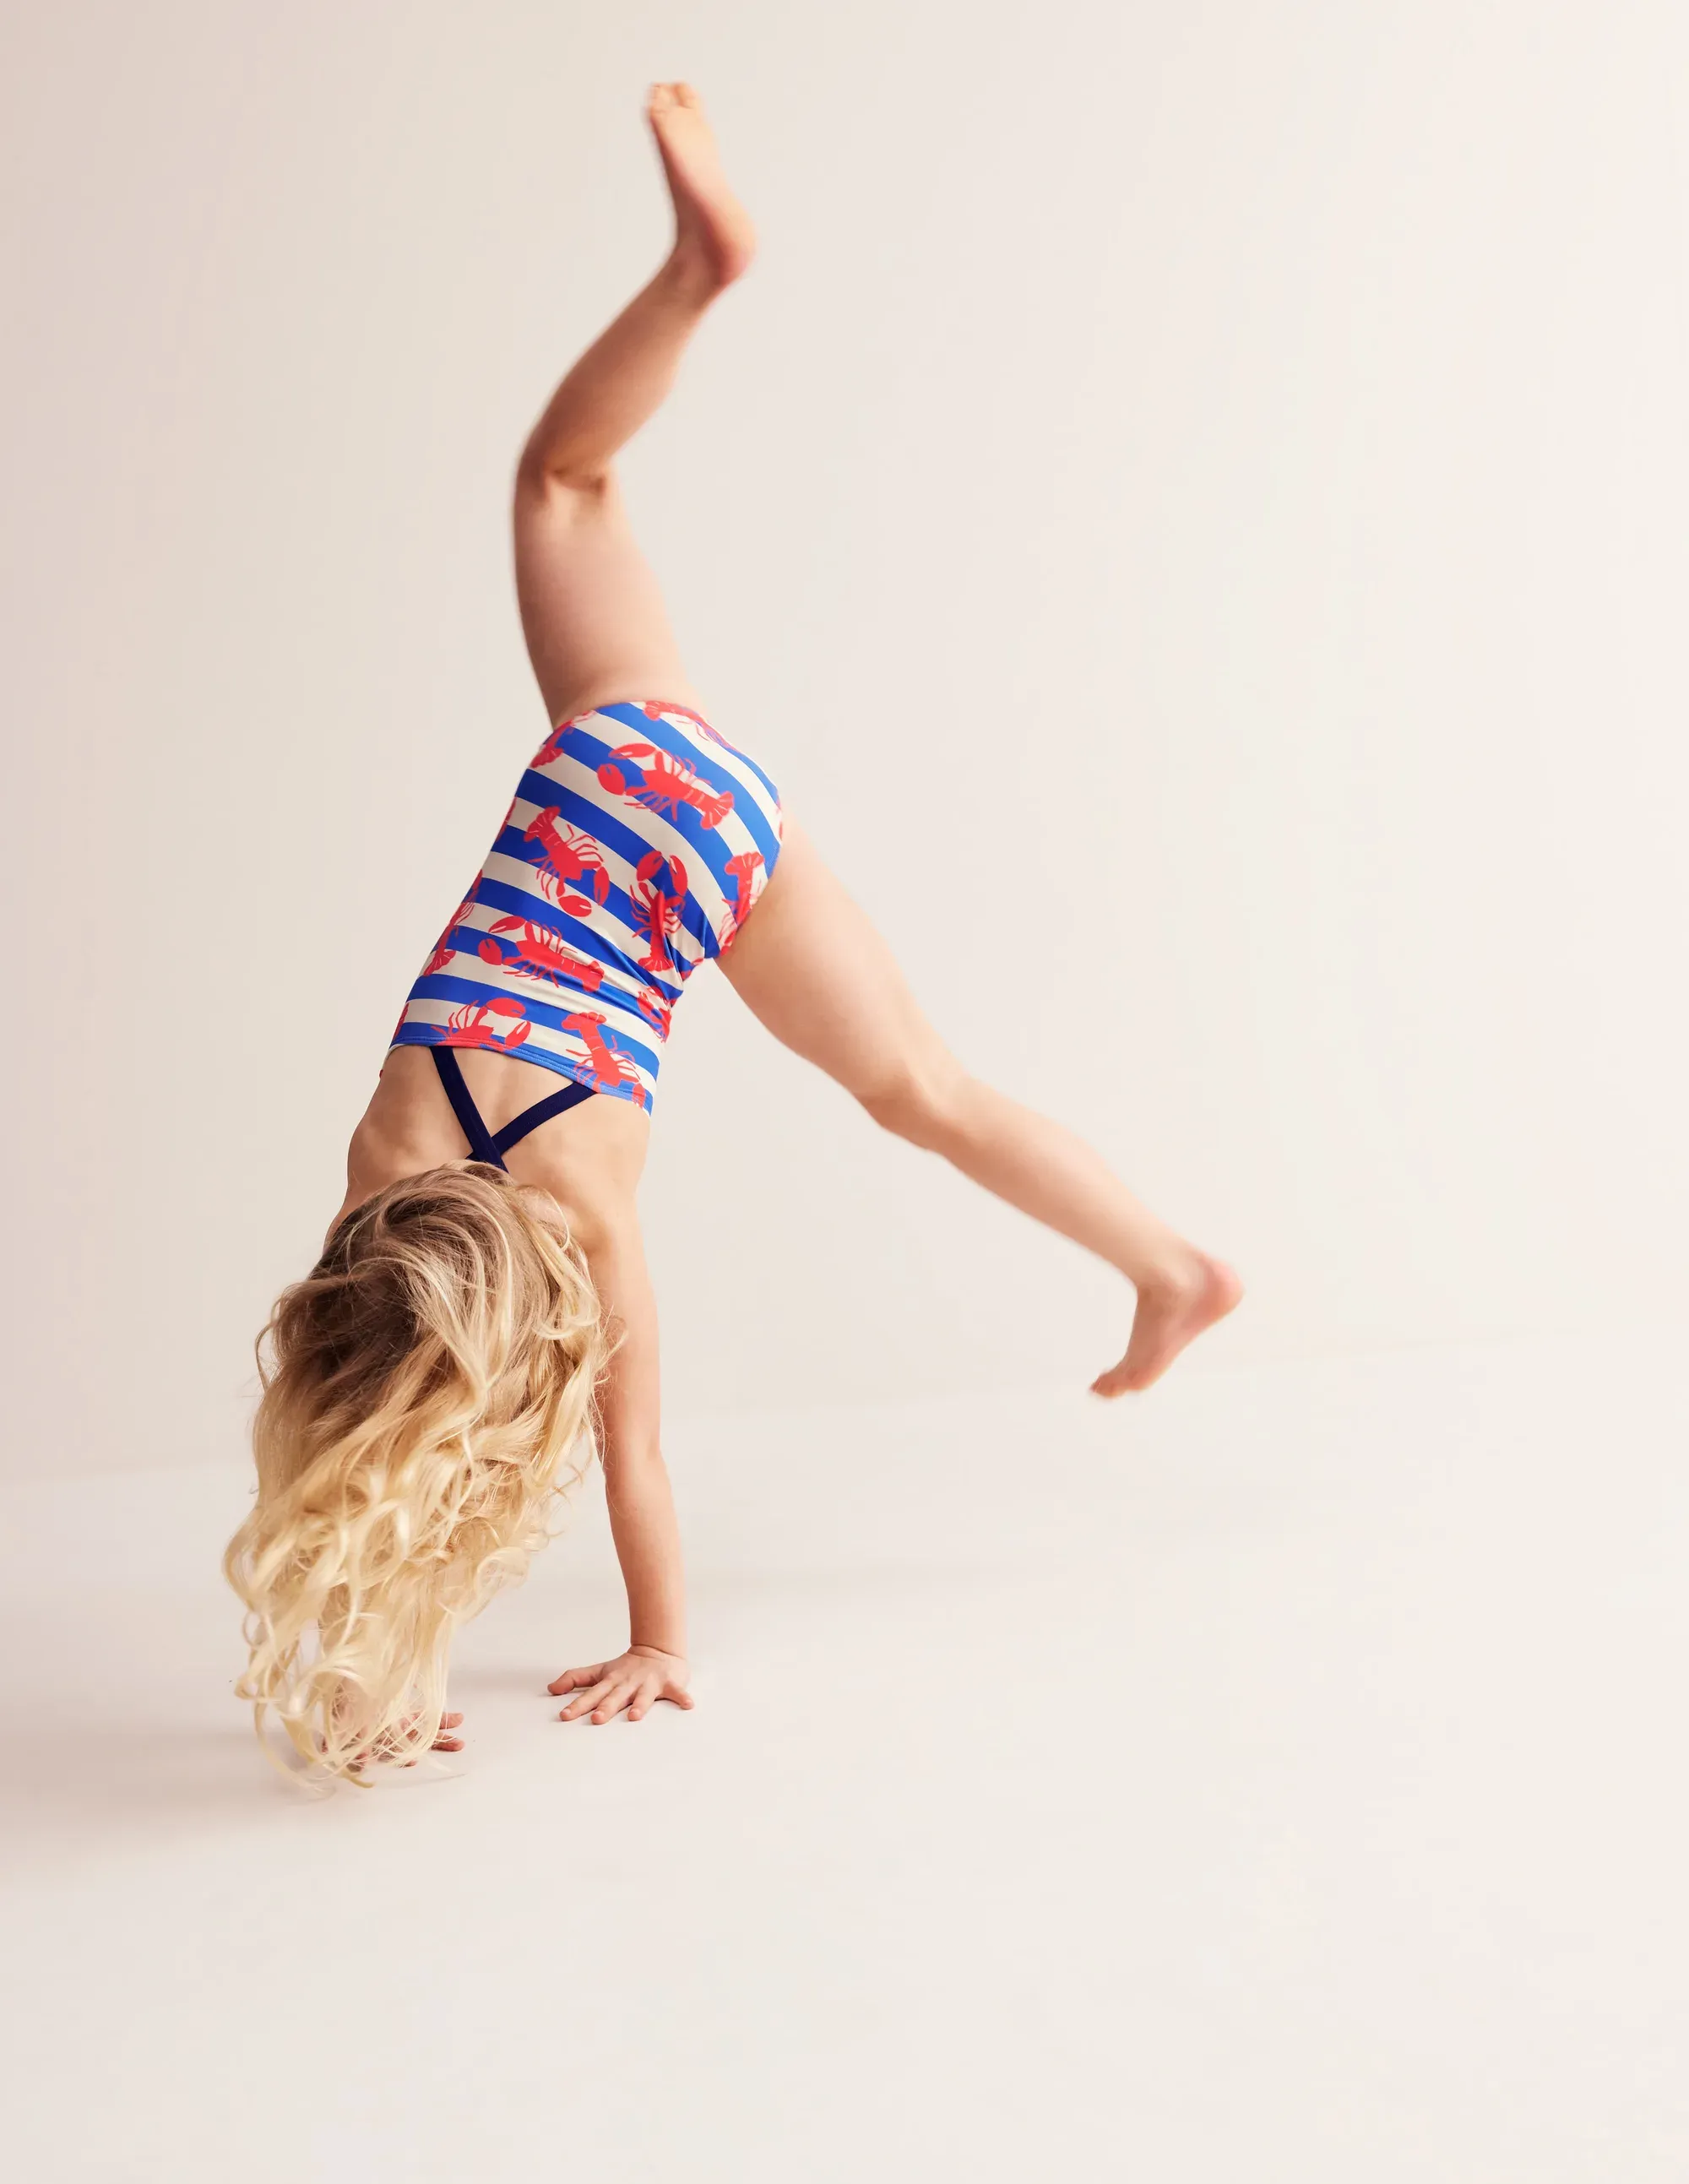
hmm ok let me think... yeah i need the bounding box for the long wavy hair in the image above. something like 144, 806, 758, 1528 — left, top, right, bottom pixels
225, 1162, 607, 1784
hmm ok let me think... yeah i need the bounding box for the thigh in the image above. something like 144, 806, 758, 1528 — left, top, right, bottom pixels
513, 474, 708, 727
718, 818, 953, 1099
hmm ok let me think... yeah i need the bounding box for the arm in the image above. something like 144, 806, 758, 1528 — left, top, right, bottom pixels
547, 1217, 695, 1725
598, 1230, 686, 1655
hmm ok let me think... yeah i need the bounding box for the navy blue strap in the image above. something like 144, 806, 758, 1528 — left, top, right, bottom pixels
431, 1046, 596, 1171
491, 1078, 595, 1156
432, 1046, 505, 1167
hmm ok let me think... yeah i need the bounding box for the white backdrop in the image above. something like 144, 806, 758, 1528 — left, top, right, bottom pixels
4, 1, 1686, 1479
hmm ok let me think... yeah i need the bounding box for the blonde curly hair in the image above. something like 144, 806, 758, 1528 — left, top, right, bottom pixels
224, 1162, 607, 1784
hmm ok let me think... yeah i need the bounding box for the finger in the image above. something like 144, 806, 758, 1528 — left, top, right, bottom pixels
665, 1688, 696, 1709
590, 1686, 635, 1725
548, 1665, 606, 1696
440, 1712, 464, 1730
432, 1733, 464, 1752
559, 1679, 614, 1720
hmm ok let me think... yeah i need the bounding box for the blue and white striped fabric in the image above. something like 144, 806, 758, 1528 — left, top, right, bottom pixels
391, 701, 783, 1111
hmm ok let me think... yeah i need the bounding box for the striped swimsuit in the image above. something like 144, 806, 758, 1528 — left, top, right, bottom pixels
391, 701, 783, 1114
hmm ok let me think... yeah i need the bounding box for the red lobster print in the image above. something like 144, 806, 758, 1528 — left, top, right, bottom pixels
635, 986, 674, 1038
422, 888, 478, 976
719, 850, 764, 945
558, 1010, 646, 1100
530, 710, 595, 769
629, 850, 687, 980
597, 742, 734, 829
522, 807, 610, 913
638, 698, 736, 754
478, 918, 606, 991
444, 997, 530, 1050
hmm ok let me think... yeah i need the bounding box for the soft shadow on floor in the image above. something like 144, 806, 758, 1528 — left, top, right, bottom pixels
3, 1714, 302, 1867
443, 1660, 558, 1700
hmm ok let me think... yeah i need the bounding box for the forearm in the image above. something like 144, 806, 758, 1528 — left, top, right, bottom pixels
578, 1216, 687, 1656
604, 1448, 687, 1656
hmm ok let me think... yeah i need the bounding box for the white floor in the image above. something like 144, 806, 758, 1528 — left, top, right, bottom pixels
4, 1334, 1686, 2182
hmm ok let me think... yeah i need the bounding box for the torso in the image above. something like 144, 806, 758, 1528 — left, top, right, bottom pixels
388, 699, 783, 1113
333, 696, 781, 1246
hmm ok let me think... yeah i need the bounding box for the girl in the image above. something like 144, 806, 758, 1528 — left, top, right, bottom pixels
225, 85, 1241, 1781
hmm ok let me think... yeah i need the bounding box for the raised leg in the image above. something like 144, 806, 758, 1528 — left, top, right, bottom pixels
513, 84, 754, 726
721, 823, 1243, 1393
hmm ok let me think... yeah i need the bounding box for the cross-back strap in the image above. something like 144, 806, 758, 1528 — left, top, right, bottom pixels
430, 1045, 594, 1171
492, 1078, 595, 1154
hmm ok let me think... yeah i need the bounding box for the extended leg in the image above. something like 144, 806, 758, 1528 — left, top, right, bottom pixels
721, 823, 1242, 1392
513, 84, 754, 725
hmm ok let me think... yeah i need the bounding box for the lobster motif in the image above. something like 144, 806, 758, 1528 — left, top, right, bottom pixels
629, 850, 687, 980
421, 888, 478, 976
719, 850, 765, 945
635, 986, 674, 1038
444, 997, 530, 1050
559, 1010, 646, 1100
521, 807, 610, 913
478, 917, 606, 991
597, 742, 734, 829
530, 711, 593, 769
638, 699, 736, 754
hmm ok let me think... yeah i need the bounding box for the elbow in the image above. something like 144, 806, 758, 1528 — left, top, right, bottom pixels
603, 1438, 666, 1495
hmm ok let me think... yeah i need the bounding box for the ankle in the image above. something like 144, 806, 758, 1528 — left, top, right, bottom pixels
1129, 1241, 1209, 1298
656, 240, 736, 311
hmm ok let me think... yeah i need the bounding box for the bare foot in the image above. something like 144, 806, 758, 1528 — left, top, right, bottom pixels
646, 83, 756, 296
1091, 1253, 1244, 1398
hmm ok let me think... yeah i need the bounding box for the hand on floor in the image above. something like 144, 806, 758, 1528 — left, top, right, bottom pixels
422, 1710, 465, 1756
549, 1648, 693, 1724
337, 1709, 465, 1770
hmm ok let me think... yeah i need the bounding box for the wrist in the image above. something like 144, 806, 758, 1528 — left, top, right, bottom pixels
629, 1638, 687, 1661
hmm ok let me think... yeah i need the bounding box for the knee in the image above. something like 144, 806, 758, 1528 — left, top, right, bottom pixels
857, 1056, 972, 1151
514, 448, 616, 507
